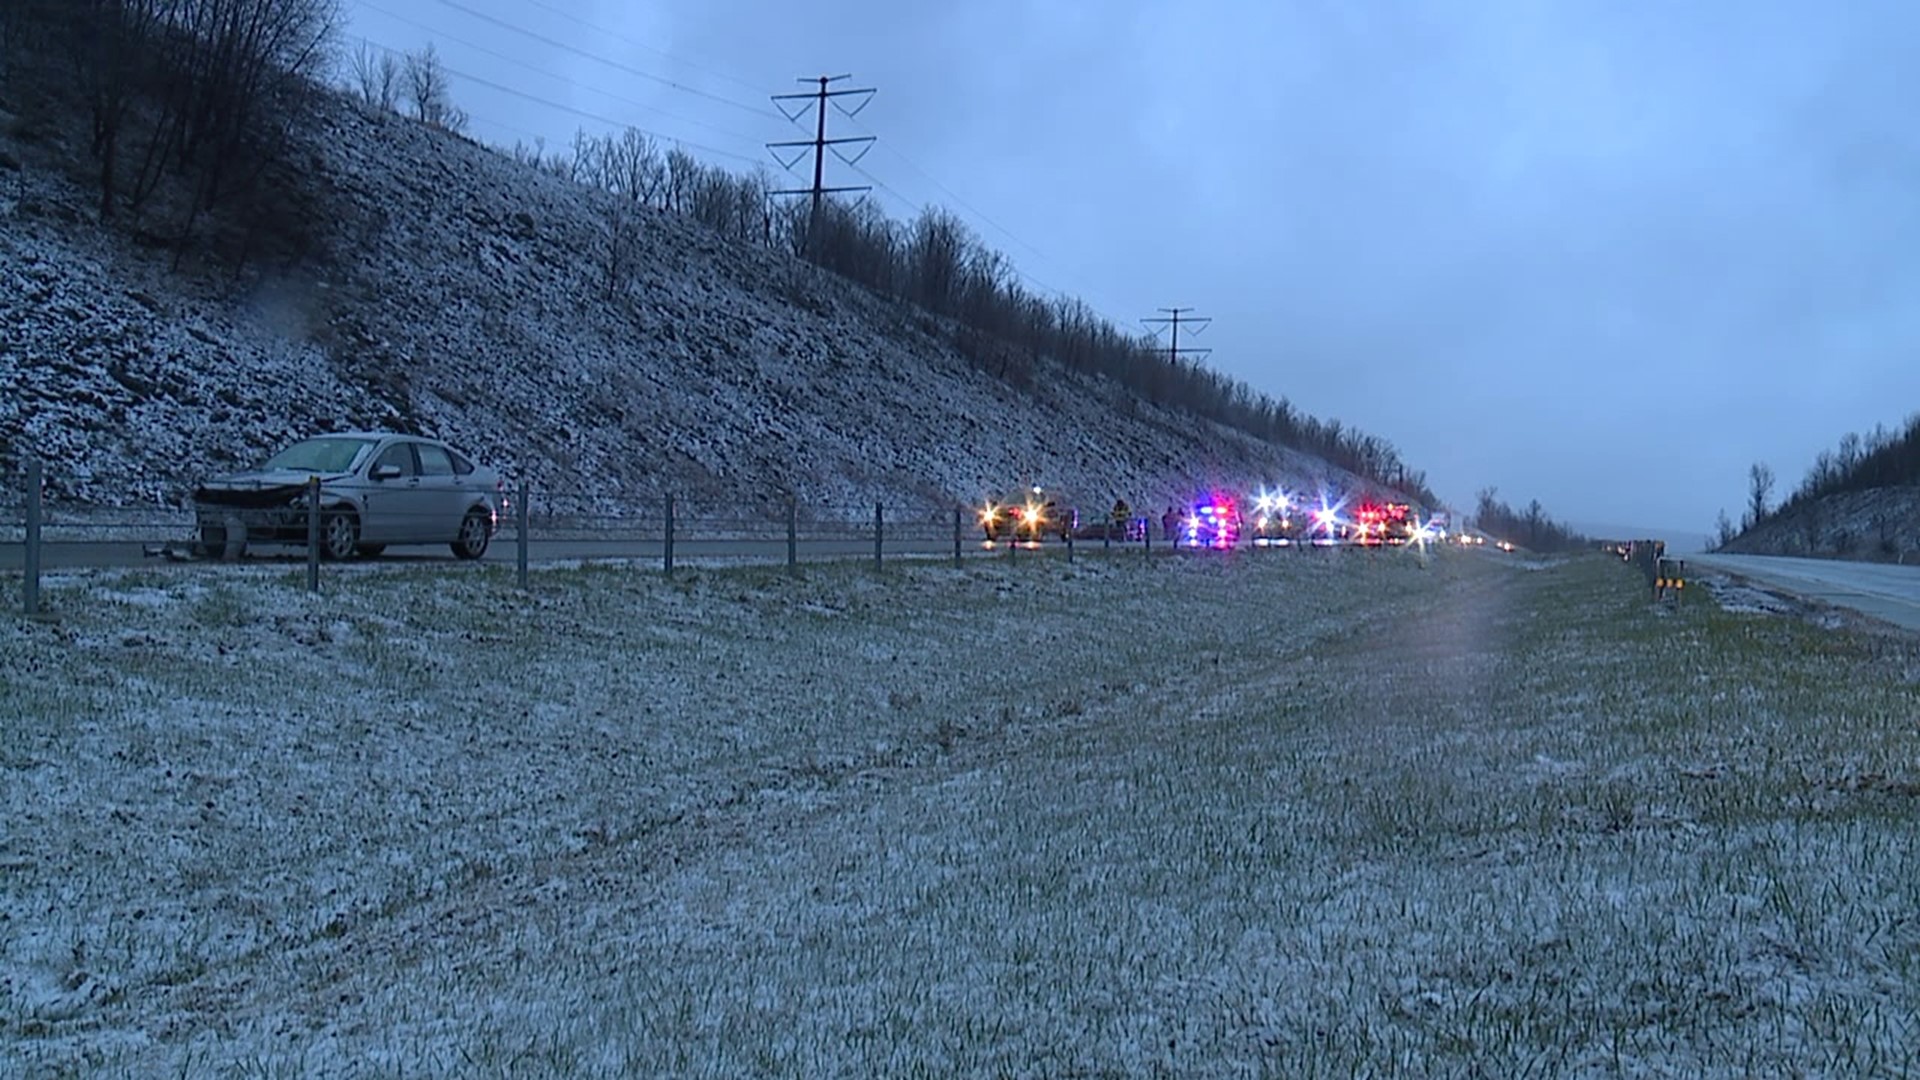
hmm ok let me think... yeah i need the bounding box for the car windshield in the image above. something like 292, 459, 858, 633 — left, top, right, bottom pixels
259, 437, 375, 474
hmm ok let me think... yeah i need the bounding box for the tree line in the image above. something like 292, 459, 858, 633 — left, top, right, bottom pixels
1718, 413, 1920, 547
5, 0, 339, 269
1472, 488, 1588, 552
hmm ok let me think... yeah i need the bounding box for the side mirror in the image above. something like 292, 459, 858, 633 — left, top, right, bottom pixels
371, 463, 402, 481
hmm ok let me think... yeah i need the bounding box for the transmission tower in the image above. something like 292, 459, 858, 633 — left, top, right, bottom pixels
1142, 307, 1212, 367
768, 74, 876, 247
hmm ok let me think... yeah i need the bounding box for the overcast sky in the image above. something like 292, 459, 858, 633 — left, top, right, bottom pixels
343, 0, 1920, 540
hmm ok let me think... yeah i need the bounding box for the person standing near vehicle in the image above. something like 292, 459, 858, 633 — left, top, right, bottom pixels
1162, 507, 1180, 545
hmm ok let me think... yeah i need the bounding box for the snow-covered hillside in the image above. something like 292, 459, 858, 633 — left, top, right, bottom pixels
1721, 487, 1920, 563
1, 89, 1356, 519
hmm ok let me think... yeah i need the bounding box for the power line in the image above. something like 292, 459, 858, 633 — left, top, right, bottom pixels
516, 0, 777, 106
837, 154, 1121, 322
348, 0, 765, 149
346, 34, 765, 168
835, 111, 1137, 322
1142, 307, 1213, 367
423, 0, 778, 122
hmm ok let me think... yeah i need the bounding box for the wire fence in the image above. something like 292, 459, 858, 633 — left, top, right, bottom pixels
2, 462, 1247, 614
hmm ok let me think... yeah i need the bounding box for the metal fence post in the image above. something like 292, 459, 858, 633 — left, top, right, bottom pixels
953, 506, 962, 567
787, 498, 798, 572
516, 482, 530, 591
664, 493, 675, 575
23, 460, 42, 616
305, 475, 321, 593
873, 501, 883, 569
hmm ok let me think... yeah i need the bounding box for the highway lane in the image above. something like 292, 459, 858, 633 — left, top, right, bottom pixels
1688, 553, 1920, 632
0, 535, 1142, 571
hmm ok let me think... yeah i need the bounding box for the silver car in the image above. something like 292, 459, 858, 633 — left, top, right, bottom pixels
193, 433, 503, 560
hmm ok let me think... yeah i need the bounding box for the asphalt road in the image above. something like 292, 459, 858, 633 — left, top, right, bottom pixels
1689, 553, 1920, 632
0, 535, 1154, 571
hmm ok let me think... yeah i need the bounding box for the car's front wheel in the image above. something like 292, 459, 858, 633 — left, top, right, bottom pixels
452, 508, 491, 560
320, 509, 360, 561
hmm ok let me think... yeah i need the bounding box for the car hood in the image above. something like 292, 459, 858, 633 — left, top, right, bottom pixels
194, 469, 357, 509
200, 468, 354, 489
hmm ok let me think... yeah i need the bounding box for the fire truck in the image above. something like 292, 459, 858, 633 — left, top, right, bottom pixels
1351, 501, 1416, 545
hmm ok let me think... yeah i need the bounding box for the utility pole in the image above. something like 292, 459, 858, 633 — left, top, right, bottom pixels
768, 75, 876, 253
1142, 307, 1212, 367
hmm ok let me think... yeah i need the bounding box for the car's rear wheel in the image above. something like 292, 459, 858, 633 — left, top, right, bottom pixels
452, 509, 490, 560
319, 510, 359, 561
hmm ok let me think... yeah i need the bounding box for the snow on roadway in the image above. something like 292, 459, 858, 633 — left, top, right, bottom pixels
3, 550, 1919, 1076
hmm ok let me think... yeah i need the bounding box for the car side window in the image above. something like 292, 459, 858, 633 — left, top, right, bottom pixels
374, 442, 417, 477
447, 450, 475, 476
416, 443, 455, 477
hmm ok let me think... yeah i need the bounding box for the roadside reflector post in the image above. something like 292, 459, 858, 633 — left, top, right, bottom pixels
305, 475, 321, 593
1066, 508, 1075, 564
952, 506, 962, 567
516, 481, 530, 591
23, 459, 42, 616
873, 501, 883, 570
1655, 555, 1685, 606
664, 494, 676, 576
787, 497, 798, 573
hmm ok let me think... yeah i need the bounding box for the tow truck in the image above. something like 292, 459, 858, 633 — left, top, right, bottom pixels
979, 488, 1074, 542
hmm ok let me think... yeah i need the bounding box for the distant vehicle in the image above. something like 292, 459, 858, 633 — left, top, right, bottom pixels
192, 433, 504, 561
979, 488, 1074, 542
1183, 493, 1241, 549
1352, 501, 1415, 545
1071, 500, 1147, 542
1248, 490, 1304, 546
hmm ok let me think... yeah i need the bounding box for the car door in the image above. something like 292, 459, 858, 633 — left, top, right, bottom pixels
361, 440, 429, 544
411, 441, 468, 541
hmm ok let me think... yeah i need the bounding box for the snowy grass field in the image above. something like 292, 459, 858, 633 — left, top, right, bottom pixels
4, 549, 1919, 1077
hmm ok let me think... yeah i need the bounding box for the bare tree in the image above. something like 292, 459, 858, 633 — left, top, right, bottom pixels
507, 136, 545, 170
663, 146, 698, 215
607, 128, 667, 207
1746, 461, 1774, 529
1716, 510, 1736, 549
567, 127, 602, 187
348, 40, 400, 112
66, 0, 165, 220
600, 197, 643, 300
402, 42, 464, 132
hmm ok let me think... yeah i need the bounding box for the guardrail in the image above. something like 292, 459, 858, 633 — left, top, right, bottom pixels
4, 462, 1263, 614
